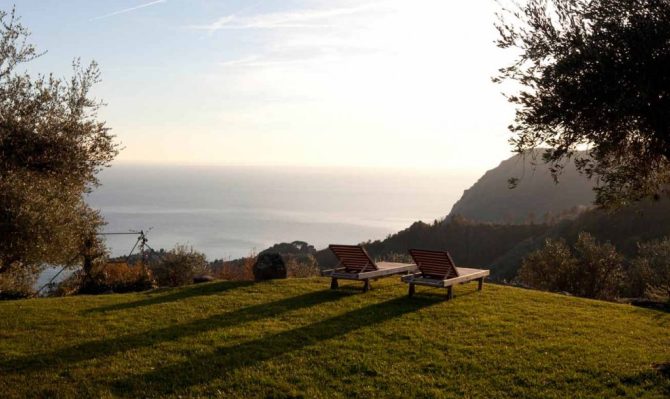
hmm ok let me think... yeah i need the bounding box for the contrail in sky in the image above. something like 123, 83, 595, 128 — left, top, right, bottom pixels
91, 0, 167, 21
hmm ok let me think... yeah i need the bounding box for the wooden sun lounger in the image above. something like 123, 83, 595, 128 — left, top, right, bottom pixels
401, 249, 489, 298
321, 244, 417, 292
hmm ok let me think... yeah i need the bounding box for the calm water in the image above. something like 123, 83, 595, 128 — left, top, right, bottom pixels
87, 164, 479, 260
37, 164, 478, 288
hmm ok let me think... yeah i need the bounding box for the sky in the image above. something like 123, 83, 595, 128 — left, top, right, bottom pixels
7, 0, 518, 172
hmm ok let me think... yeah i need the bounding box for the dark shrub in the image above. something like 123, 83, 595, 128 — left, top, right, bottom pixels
519, 232, 624, 300
253, 253, 287, 281
74, 262, 156, 295
150, 245, 209, 287
632, 238, 670, 302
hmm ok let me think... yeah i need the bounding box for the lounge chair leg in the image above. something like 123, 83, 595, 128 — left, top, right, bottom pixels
447, 286, 454, 300
363, 279, 370, 292
478, 277, 484, 291
409, 283, 415, 297
330, 278, 339, 290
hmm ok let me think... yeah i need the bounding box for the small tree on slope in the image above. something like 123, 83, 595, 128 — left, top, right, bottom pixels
633, 238, 670, 302
0, 8, 118, 280
519, 232, 624, 300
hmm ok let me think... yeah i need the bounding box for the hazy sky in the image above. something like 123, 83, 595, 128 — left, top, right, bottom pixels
10, 0, 517, 171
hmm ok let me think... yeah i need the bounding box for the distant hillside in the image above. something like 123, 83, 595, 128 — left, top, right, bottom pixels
314, 218, 550, 272
449, 151, 596, 224
311, 197, 670, 284
318, 197, 670, 281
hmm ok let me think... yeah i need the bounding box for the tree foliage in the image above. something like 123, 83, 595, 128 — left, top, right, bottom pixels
496, 0, 670, 207
0, 263, 37, 299
517, 237, 577, 293
259, 241, 317, 256
0, 8, 117, 275
150, 245, 209, 287
633, 237, 670, 301
519, 232, 624, 299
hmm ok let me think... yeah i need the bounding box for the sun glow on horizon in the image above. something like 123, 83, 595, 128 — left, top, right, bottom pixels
22, 1, 517, 173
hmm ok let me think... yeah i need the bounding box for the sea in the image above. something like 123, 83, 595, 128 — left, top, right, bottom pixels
37, 164, 479, 287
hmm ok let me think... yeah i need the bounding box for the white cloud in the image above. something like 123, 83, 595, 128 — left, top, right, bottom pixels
188, 2, 388, 32
116, 1, 517, 171
219, 56, 329, 68
91, 0, 167, 21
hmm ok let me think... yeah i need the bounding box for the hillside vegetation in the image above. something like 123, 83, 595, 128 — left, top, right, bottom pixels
1, 278, 668, 398
491, 198, 670, 280
350, 219, 549, 277
449, 151, 594, 224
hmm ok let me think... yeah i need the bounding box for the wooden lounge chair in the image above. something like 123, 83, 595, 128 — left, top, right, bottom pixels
322, 244, 417, 292
401, 249, 489, 298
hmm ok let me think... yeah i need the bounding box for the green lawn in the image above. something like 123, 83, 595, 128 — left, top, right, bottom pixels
0, 278, 668, 398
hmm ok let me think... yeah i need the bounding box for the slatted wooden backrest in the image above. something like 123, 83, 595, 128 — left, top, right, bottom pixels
328, 244, 378, 273
408, 249, 459, 279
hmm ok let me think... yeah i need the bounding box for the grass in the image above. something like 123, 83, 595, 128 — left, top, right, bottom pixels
0, 278, 668, 398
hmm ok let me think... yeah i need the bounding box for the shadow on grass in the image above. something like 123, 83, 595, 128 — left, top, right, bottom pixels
110, 296, 443, 396
86, 281, 254, 314
629, 299, 670, 314
0, 289, 349, 374
621, 366, 670, 396
652, 362, 670, 379
408, 283, 483, 300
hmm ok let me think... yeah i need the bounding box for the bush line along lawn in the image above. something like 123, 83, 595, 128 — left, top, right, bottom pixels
0, 278, 668, 398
